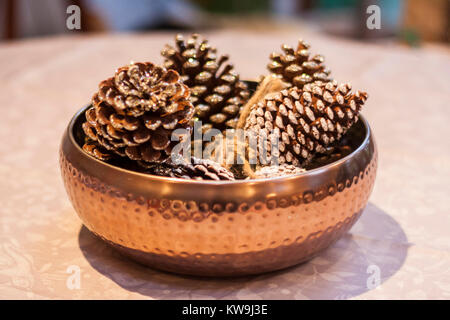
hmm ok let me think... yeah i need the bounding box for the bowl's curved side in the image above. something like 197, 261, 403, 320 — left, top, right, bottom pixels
59, 112, 377, 276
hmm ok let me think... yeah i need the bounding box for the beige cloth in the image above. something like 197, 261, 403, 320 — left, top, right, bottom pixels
0, 30, 449, 299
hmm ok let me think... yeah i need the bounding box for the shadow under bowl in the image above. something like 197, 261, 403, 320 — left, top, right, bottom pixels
59, 105, 377, 277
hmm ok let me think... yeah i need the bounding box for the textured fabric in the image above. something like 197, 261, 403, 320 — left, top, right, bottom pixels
0, 30, 449, 299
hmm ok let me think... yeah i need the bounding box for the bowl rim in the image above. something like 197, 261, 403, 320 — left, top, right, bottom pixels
66, 105, 372, 185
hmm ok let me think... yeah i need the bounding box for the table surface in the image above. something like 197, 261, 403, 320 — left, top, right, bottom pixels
0, 29, 449, 299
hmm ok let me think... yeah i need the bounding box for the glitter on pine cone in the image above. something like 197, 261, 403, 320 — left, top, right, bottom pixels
161, 33, 250, 133
268, 39, 331, 88
142, 155, 235, 181
82, 62, 194, 164
244, 80, 368, 167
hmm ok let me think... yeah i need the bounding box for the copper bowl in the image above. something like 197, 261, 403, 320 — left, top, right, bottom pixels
60, 103, 377, 277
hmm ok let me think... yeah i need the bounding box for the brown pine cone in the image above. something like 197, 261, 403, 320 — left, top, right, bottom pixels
82, 62, 194, 164
161, 33, 250, 133
143, 155, 235, 181
244, 81, 368, 167
268, 40, 331, 88
253, 164, 305, 178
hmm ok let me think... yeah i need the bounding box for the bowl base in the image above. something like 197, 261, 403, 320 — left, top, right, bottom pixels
90, 208, 362, 277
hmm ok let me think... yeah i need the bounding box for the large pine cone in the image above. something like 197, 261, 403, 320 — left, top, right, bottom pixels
268, 40, 331, 88
143, 155, 235, 181
161, 33, 250, 133
244, 81, 368, 167
82, 62, 194, 164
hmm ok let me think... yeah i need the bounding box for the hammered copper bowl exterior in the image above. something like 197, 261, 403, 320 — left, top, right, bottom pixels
60, 107, 377, 277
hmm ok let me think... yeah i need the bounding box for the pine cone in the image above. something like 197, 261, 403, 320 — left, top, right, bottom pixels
143, 155, 235, 181
253, 164, 305, 178
244, 81, 368, 167
82, 62, 194, 164
268, 40, 331, 88
161, 33, 250, 133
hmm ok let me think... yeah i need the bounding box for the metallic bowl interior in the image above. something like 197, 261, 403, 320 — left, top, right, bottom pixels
59, 104, 377, 277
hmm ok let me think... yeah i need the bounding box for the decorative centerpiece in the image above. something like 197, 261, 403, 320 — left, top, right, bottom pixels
59, 34, 377, 276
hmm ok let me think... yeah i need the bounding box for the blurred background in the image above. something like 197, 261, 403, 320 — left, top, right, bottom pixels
1, 0, 449, 46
